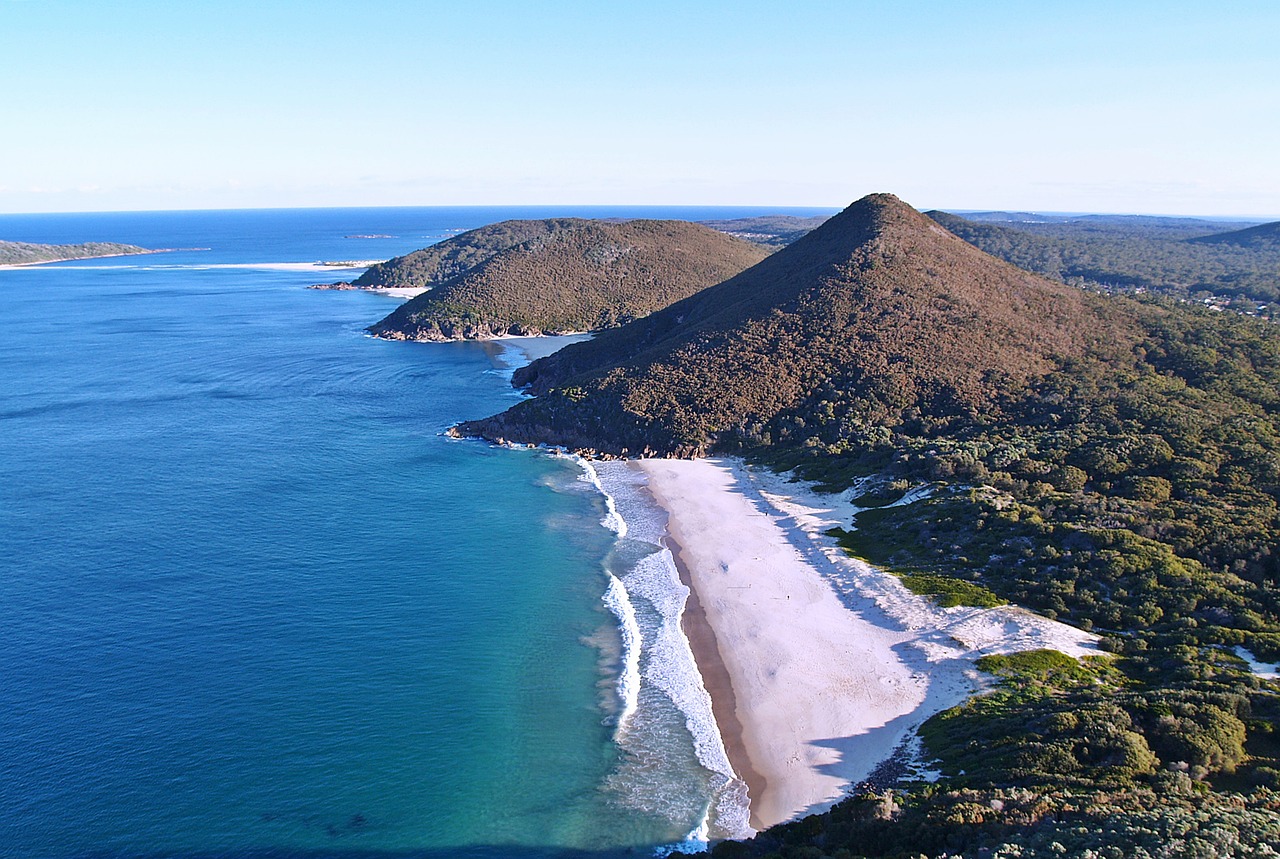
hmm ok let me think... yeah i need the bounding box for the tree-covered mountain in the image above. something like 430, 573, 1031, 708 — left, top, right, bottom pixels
367, 219, 769, 341
0, 239, 151, 265
459, 194, 1280, 857
697, 208, 1280, 310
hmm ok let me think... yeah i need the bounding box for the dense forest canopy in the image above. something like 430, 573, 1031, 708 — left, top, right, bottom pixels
352, 218, 587, 290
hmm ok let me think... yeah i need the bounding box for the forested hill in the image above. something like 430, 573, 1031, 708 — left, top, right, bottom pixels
352, 219, 585, 290
928, 210, 1280, 306
0, 239, 151, 265
1191, 220, 1280, 249
367, 219, 768, 341
461, 193, 1123, 455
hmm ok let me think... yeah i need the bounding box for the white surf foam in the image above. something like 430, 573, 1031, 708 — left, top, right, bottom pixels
655, 818, 710, 856
571, 455, 628, 538
604, 572, 643, 731
561, 455, 643, 732
628, 546, 752, 840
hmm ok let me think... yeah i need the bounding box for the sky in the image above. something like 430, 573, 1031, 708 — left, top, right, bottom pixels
2, 0, 1279, 216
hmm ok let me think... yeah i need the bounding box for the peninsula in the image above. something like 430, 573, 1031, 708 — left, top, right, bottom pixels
0, 238, 154, 267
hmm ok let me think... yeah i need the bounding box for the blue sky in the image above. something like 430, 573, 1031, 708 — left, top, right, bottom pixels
3, 0, 1278, 215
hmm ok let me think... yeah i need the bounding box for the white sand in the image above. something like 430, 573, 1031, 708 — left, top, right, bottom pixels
369, 286, 428, 298
1235, 646, 1280, 680
634, 457, 1098, 830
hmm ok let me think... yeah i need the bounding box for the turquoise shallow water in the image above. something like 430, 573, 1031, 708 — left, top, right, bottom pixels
0, 206, 827, 858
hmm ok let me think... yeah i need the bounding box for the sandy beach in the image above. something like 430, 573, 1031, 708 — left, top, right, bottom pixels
633, 458, 1099, 831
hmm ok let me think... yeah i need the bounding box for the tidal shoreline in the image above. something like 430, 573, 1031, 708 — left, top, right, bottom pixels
657, 523, 769, 830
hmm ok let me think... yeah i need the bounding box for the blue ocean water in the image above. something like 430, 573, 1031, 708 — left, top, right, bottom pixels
0, 206, 827, 858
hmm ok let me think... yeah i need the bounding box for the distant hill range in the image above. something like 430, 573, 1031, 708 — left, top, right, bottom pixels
925, 211, 1280, 304
0, 239, 151, 266
459, 194, 1126, 456
366, 219, 769, 341
1188, 220, 1280, 248
957, 210, 1249, 232
697, 214, 833, 247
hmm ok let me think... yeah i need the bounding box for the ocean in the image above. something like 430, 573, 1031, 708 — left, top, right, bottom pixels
0, 206, 825, 858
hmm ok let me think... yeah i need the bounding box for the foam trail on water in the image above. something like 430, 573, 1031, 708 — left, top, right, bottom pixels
603, 572, 643, 732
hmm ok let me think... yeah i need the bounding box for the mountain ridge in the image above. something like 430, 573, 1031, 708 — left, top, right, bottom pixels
352, 219, 588, 291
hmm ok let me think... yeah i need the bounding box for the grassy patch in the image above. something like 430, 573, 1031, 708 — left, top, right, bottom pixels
827, 526, 1005, 607
976, 649, 1097, 686
898, 573, 1006, 608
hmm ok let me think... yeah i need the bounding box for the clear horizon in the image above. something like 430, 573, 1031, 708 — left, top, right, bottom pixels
0, 202, 1275, 222
4, 0, 1278, 217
